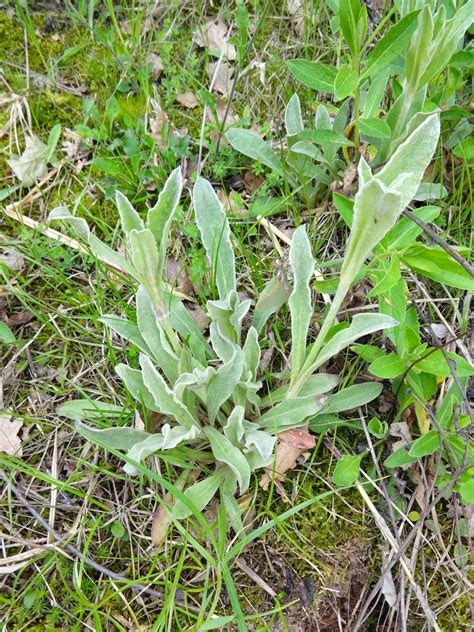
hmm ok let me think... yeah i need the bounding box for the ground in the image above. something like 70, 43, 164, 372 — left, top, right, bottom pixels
0, 1, 473, 631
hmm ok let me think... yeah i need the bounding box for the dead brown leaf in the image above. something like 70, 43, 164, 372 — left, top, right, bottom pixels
0, 248, 25, 272
243, 170, 265, 192
287, 0, 305, 36
207, 62, 234, 96
150, 110, 169, 150
5, 311, 34, 326
194, 20, 236, 60
166, 256, 194, 295
149, 52, 164, 80
176, 92, 199, 109
185, 304, 209, 331
0, 415, 23, 457
206, 99, 237, 126
217, 189, 246, 216
260, 427, 315, 491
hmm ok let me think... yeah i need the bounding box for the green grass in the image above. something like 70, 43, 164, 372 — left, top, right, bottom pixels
1, 0, 473, 630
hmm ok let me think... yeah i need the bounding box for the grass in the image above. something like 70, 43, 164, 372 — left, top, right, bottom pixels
1, 1, 473, 630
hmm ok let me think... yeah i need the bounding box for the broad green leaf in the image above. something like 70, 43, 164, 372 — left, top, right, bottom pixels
333, 192, 354, 227
76, 420, 150, 449
285, 93, 303, 136
116, 364, 157, 411
7, 135, 48, 186
367, 417, 388, 438
258, 395, 326, 430
225, 128, 283, 173
363, 70, 391, 118
115, 190, 144, 234
384, 447, 417, 468
58, 399, 124, 420
332, 453, 364, 486
91, 157, 123, 176
416, 350, 474, 378
199, 615, 236, 630
383, 206, 441, 249
369, 352, 405, 378
334, 65, 359, 101
358, 117, 391, 139
401, 244, 474, 291
139, 354, 195, 428
147, 167, 182, 247
193, 177, 236, 301
261, 373, 339, 407
362, 11, 420, 79
0, 322, 16, 344
413, 183, 447, 201
207, 347, 244, 423
253, 276, 290, 333
319, 382, 382, 414
128, 228, 163, 310
452, 138, 474, 160
339, 0, 362, 56
409, 430, 440, 457
289, 226, 314, 381
350, 343, 385, 363
405, 7, 433, 92
298, 129, 354, 147
309, 414, 360, 433
204, 427, 251, 493
136, 286, 178, 384
458, 480, 474, 504
312, 313, 398, 371
286, 59, 337, 93
173, 473, 223, 520
368, 255, 401, 297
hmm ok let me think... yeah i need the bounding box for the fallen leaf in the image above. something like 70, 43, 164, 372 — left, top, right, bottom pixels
260, 427, 315, 491
217, 189, 246, 216
149, 52, 164, 80
185, 304, 209, 331
176, 92, 199, 109
287, 0, 305, 36
206, 99, 238, 126
0, 248, 25, 272
194, 20, 236, 60
0, 415, 23, 457
243, 170, 265, 192
150, 110, 169, 150
342, 162, 357, 194
166, 256, 194, 295
7, 136, 48, 186
207, 62, 234, 96
5, 311, 34, 326
380, 548, 397, 607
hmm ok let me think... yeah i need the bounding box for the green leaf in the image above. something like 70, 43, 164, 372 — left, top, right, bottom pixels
115, 364, 157, 411
383, 206, 441, 249
367, 417, 388, 438
401, 244, 474, 291
58, 399, 124, 420
286, 59, 337, 93
111, 521, 126, 538
199, 615, 236, 630
75, 420, 150, 449
298, 129, 354, 147
416, 350, 474, 378
369, 352, 405, 378
139, 354, 196, 428
320, 382, 382, 414
46, 124, 61, 163
458, 480, 474, 504
258, 395, 326, 430
261, 373, 339, 407
367, 255, 401, 297
350, 343, 385, 363
193, 177, 236, 301
358, 117, 391, 139
363, 70, 391, 118
99, 314, 151, 354
204, 427, 251, 493
409, 430, 440, 457
207, 347, 244, 423
332, 453, 364, 486
146, 167, 182, 252
92, 157, 123, 177
334, 65, 359, 101
172, 473, 223, 520
253, 276, 290, 333
285, 93, 303, 136
289, 226, 314, 381
362, 11, 420, 79
333, 192, 354, 227
384, 447, 417, 468
0, 322, 16, 344
312, 313, 398, 371
452, 138, 474, 161
225, 128, 283, 173
115, 191, 144, 235
128, 229, 164, 311
413, 183, 447, 201
339, 0, 362, 56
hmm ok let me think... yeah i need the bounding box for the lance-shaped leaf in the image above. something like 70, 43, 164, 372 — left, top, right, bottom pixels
261, 373, 339, 406
253, 276, 290, 333
128, 229, 164, 315
173, 472, 224, 520
58, 399, 124, 421
99, 315, 151, 356
139, 354, 196, 428
76, 420, 150, 449
116, 364, 157, 411
258, 395, 326, 430
289, 226, 314, 382
115, 191, 144, 235
48, 207, 134, 275
225, 129, 284, 174
204, 427, 251, 493
193, 177, 236, 301
136, 286, 178, 384
316, 382, 383, 414
207, 347, 244, 423
312, 313, 398, 370
243, 327, 260, 382
285, 93, 303, 137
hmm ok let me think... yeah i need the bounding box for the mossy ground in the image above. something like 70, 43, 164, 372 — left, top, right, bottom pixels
0, 1, 472, 630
